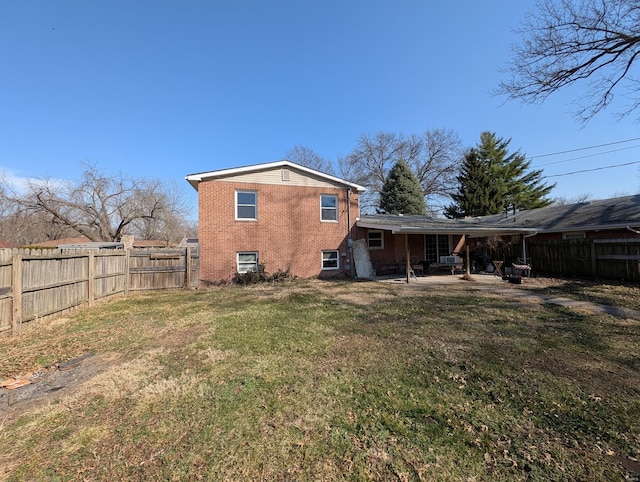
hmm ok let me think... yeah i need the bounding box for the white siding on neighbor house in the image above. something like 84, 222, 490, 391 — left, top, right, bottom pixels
215, 167, 346, 190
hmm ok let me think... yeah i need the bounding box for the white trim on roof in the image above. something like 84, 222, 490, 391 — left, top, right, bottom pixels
528, 223, 640, 234
356, 220, 538, 237
185, 160, 366, 193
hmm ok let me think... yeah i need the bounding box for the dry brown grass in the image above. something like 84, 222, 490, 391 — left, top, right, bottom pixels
0, 278, 639, 481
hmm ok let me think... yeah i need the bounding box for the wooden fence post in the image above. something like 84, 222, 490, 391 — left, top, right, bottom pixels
124, 249, 130, 296
88, 251, 95, 306
11, 253, 22, 334
590, 241, 597, 278
185, 247, 192, 288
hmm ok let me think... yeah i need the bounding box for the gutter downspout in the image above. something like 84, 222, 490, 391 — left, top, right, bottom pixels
627, 225, 640, 236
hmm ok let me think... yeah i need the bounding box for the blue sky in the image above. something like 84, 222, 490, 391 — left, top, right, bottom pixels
2, 1, 639, 219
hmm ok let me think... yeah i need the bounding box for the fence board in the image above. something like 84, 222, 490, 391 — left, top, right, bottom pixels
0, 245, 199, 335
0, 253, 11, 333
487, 238, 640, 281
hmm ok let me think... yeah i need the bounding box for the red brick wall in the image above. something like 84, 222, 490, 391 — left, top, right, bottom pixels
198, 180, 360, 282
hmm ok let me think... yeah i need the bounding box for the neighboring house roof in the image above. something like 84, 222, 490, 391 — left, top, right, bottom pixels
29, 237, 91, 248
185, 160, 367, 193
0, 240, 18, 249
57, 242, 124, 250
483, 194, 640, 233
132, 239, 175, 248
28, 237, 173, 249
357, 214, 538, 237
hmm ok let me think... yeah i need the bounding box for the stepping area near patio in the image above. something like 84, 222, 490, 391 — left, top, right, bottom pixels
379, 273, 640, 321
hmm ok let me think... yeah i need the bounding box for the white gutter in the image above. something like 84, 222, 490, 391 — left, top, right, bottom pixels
627, 225, 640, 235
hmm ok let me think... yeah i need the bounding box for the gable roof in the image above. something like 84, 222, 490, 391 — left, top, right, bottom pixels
185, 160, 366, 193
483, 194, 640, 233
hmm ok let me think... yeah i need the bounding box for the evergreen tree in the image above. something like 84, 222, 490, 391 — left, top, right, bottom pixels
444, 149, 501, 218
446, 132, 554, 218
378, 159, 427, 215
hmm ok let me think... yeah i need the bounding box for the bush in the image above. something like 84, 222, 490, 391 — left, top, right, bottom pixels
232, 263, 295, 285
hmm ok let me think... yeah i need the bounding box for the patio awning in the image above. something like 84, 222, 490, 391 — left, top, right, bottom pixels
356, 215, 538, 238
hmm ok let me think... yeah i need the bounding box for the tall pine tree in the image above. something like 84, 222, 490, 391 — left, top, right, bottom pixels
379, 159, 427, 215
444, 148, 501, 218
446, 132, 554, 218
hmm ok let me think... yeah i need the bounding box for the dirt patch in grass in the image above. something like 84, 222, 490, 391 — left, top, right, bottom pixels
0, 352, 118, 420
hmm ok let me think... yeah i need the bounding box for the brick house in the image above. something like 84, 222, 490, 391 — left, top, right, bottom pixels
186, 161, 365, 283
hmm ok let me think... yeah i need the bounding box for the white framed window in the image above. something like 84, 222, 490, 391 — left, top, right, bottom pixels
322, 250, 339, 270
237, 252, 258, 273
367, 230, 384, 250
320, 194, 338, 222
563, 232, 586, 240
236, 191, 257, 220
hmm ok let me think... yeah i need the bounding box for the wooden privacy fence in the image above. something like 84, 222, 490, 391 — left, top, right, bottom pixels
496, 238, 640, 281
0, 246, 199, 335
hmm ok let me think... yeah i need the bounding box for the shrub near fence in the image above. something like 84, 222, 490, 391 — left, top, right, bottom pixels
0, 246, 199, 335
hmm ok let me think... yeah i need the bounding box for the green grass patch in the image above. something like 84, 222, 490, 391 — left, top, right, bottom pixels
1, 280, 639, 480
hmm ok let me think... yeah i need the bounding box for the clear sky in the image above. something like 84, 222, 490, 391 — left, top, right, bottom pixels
2, 1, 639, 219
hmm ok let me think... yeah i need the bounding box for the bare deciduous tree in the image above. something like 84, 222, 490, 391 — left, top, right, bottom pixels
341, 129, 463, 213
284, 145, 335, 175
1, 164, 192, 244
499, 0, 640, 122
553, 193, 593, 205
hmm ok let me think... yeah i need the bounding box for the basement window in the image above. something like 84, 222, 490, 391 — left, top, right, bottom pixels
322, 250, 339, 270
237, 252, 258, 273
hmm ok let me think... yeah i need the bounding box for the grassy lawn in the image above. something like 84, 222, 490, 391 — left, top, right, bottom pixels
1, 279, 639, 481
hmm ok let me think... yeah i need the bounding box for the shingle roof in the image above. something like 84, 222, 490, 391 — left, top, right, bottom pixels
484, 194, 640, 233
357, 214, 538, 236
357, 194, 640, 235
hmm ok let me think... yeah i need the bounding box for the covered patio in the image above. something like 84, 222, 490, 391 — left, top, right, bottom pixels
355, 214, 538, 283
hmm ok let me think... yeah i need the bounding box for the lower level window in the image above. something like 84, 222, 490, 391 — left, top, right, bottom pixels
322, 250, 339, 270
237, 252, 258, 273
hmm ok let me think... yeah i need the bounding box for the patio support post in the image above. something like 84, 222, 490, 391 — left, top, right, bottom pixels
405, 234, 410, 284
465, 235, 470, 277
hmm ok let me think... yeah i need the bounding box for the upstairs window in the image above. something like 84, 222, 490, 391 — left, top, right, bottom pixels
320, 195, 338, 222
236, 191, 257, 220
